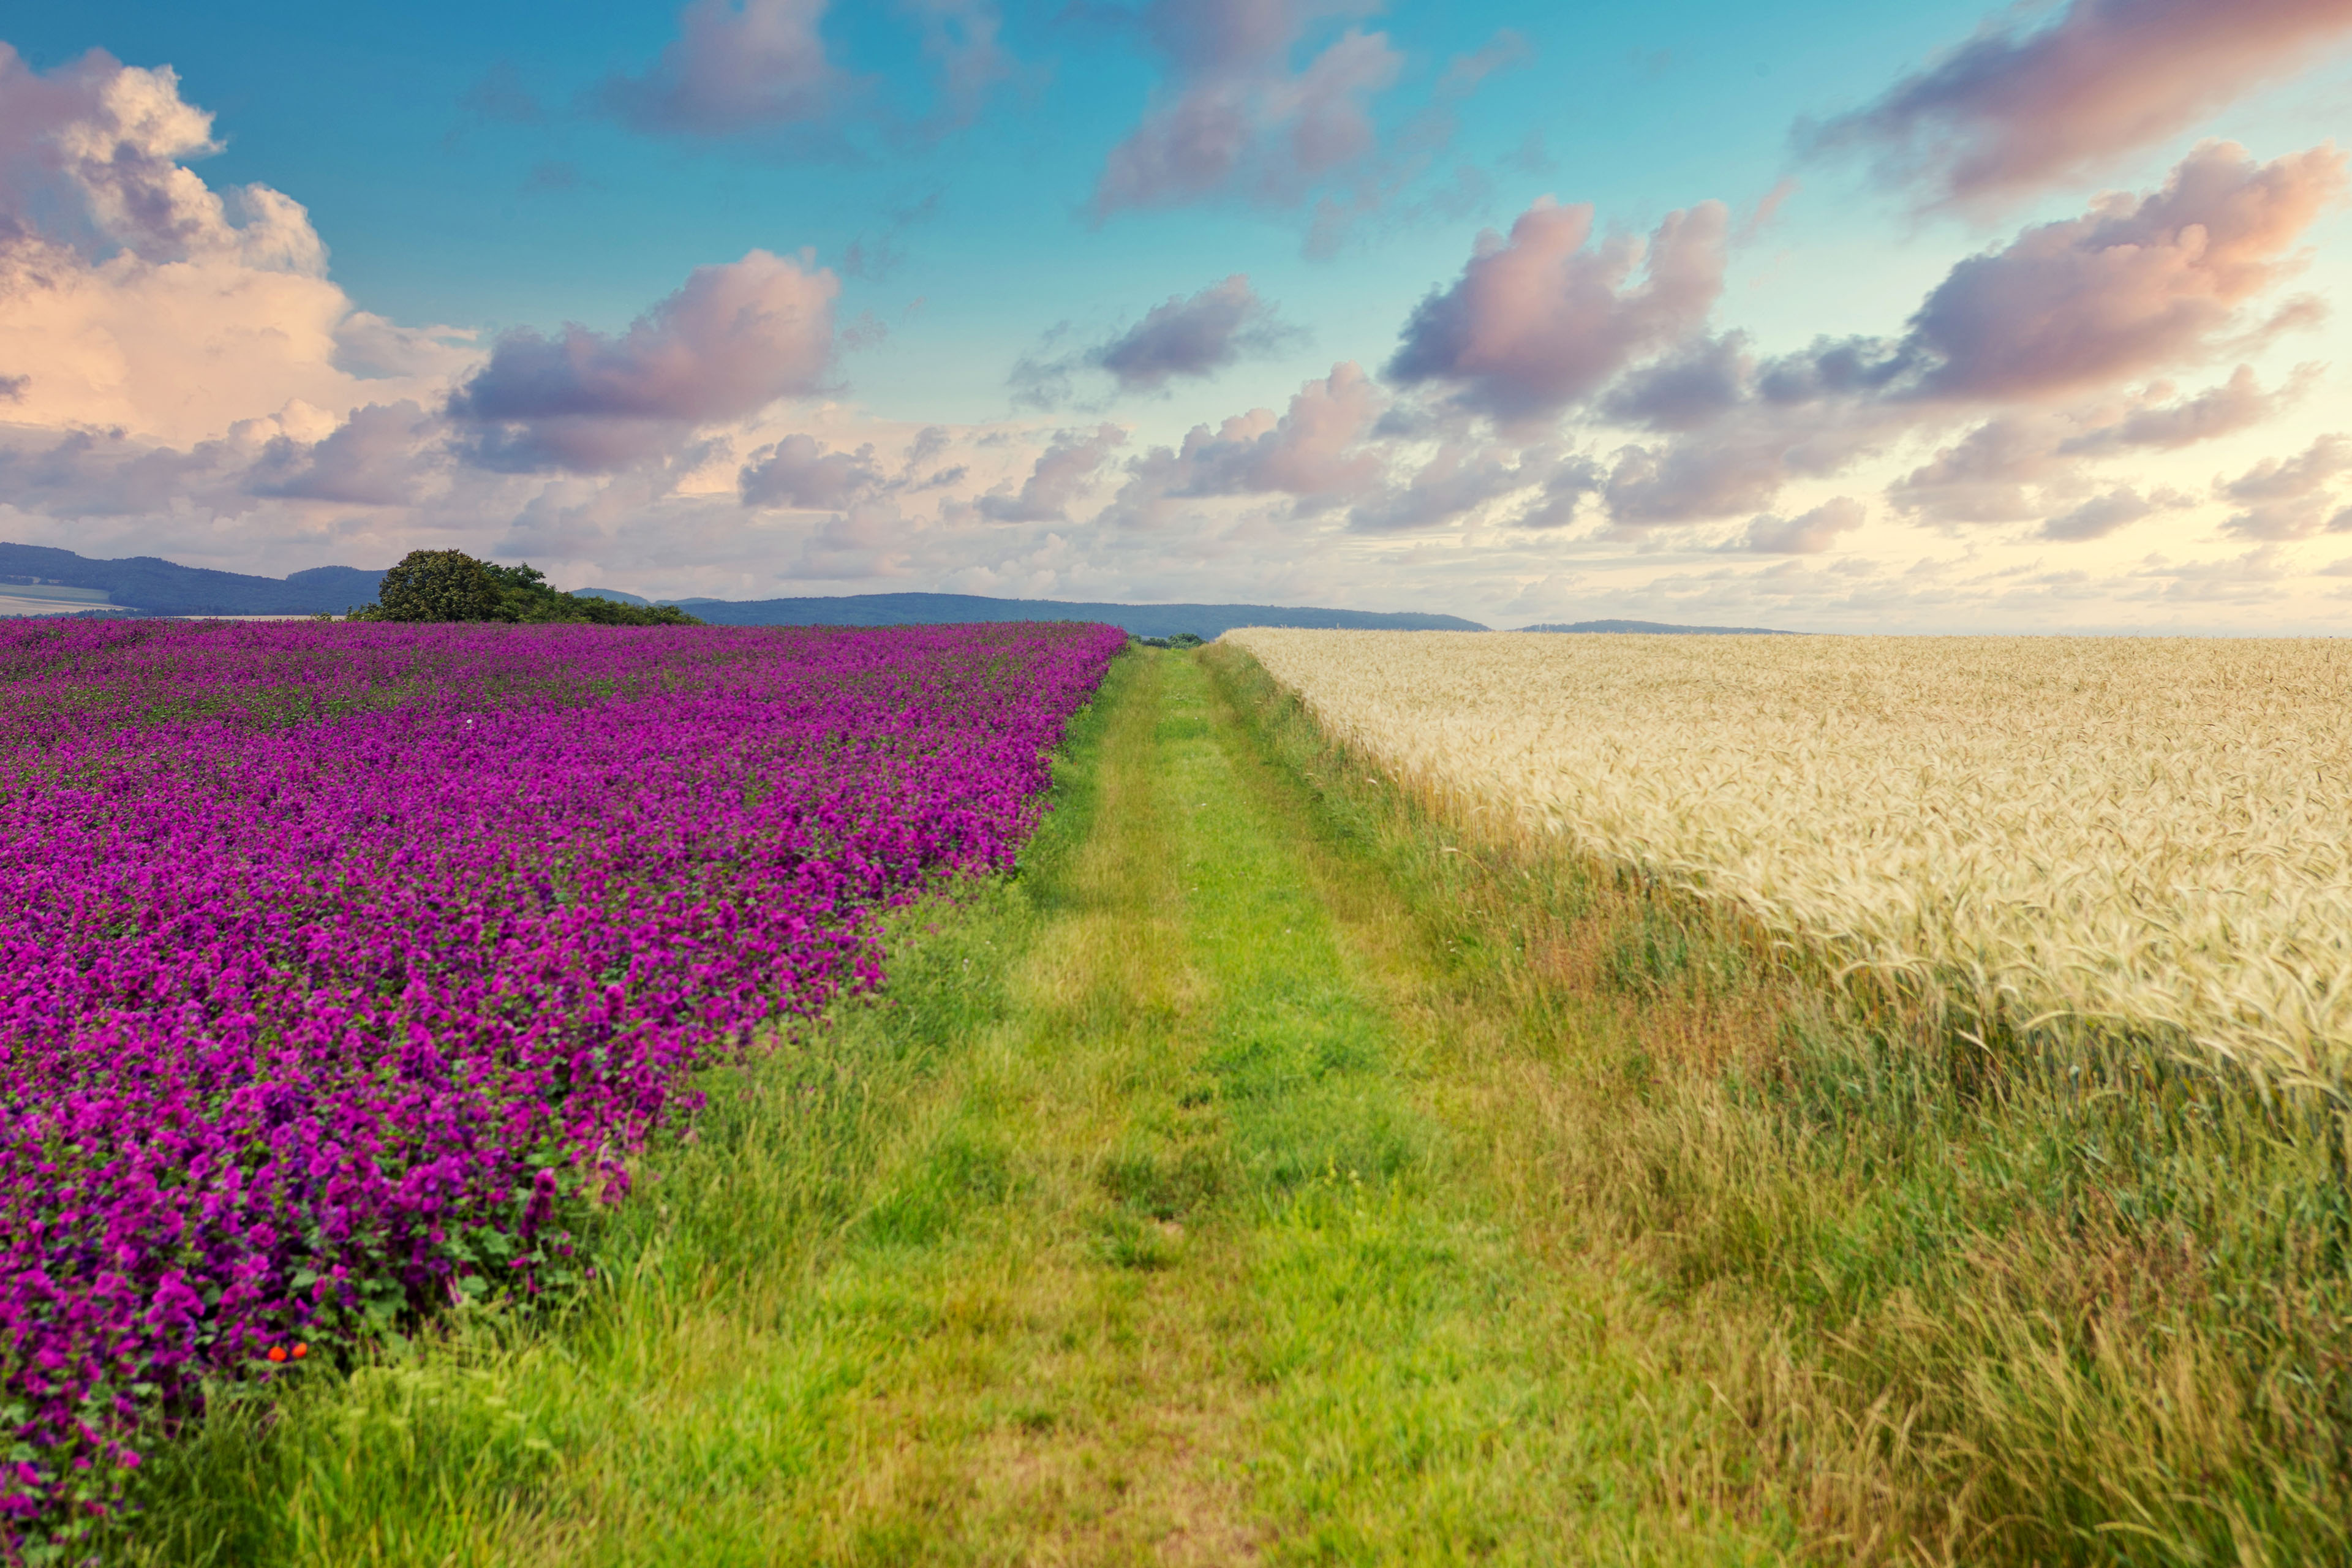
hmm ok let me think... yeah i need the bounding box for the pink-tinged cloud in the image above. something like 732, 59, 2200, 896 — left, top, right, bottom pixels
1891, 365, 2312, 526
592, 0, 845, 137
1740, 496, 1866, 554
977, 424, 1127, 521
1600, 146, 2343, 529
1094, 274, 1295, 392
0, 45, 323, 274
738, 433, 886, 508
1387, 197, 1729, 424
246, 401, 444, 507
447, 250, 838, 472
1089, 0, 1402, 217
0, 47, 473, 447
792, 499, 915, 579
1346, 440, 1566, 533
1905, 142, 2345, 401
1110, 360, 1384, 524
1600, 435, 1801, 527
1804, 0, 2352, 209
2057, 363, 2316, 454
2218, 434, 2352, 539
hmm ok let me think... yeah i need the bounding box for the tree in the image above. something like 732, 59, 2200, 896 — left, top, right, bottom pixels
352, 551, 704, 626
372, 550, 503, 622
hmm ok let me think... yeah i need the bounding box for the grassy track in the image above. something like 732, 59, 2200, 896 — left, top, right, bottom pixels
115, 647, 1801, 1565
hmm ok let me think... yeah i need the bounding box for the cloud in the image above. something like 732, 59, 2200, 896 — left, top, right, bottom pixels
903, 0, 1022, 132
738, 433, 886, 508
1386, 197, 1729, 424
2057, 363, 2316, 454
590, 0, 846, 137
1346, 439, 1567, 533
1902, 141, 2344, 401
976, 423, 1126, 521
1108, 360, 1385, 524
246, 401, 445, 506
445, 250, 839, 471
792, 498, 914, 578
0, 45, 325, 274
1089, 0, 1403, 218
1891, 366, 2311, 525
1600, 429, 1824, 527
1009, 274, 1300, 407
1095, 274, 1296, 392
2218, 434, 2352, 538
0, 46, 472, 447
2038, 486, 2170, 541
1740, 496, 1867, 553
1434, 28, 1531, 99
1554, 146, 2339, 530
1599, 332, 1751, 432
1802, 0, 2352, 209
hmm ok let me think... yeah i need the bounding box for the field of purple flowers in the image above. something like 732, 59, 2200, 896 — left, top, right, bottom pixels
0, 616, 1123, 1526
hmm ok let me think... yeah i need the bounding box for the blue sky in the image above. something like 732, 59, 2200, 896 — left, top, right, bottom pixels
6, 0, 2352, 630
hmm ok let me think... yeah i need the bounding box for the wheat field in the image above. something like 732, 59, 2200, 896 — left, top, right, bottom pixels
1227, 629, 2352, 1099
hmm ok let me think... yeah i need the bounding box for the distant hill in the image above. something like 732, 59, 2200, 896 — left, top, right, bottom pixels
0, 545, 1491, 635
674, 592, 1487, 638
1519, 619, 1800, 635
0, 542, 384, 617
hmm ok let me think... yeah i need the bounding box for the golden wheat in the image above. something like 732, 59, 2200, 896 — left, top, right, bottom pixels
1226, 629, 2352, 1097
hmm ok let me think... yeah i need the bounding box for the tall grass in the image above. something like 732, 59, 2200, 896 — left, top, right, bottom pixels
1207, 641, 2352, 1567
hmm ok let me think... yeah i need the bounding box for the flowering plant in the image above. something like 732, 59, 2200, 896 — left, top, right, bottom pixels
0, 617, 1122, 1530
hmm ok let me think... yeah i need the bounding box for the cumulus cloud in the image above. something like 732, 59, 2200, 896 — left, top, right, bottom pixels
0, 47, 320, 272
1901, 141, 2344, 401
1554, 146, 2339, 530
1387, 197, 1729, 424
1803, 0, 2352, 210
737, 433, 886, 508
2218, 434, 2352, 538
1109, 360, 1384, 524
445, 250, 839, 472
590, 0, 845, 137
1346, 439, 1569, 533
0, 46, 474, 447
245, 401, 445, 507
1891, 366, 2311, 526
976, 423, 1126, 521
1094, 274, 1296, 392
2057, 363, 2316, 454
1014, 274, 1299, 405
1600, 428, 1830, 528
1740, 496, 1867, 553
792, 498, 914, 579
1089, 0, 1403, 218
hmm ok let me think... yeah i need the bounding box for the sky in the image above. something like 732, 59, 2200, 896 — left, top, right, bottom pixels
4, 0, 2352, 632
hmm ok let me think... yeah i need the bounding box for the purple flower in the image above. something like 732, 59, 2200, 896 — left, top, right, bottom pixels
0, 618, 1123, 1531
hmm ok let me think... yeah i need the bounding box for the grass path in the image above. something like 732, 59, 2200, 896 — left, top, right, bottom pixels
121, 649, 1800, 1565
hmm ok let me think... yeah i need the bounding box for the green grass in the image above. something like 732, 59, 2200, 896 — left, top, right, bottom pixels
1203, 641, 2352, 1567
110, 649, 1799, 1565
